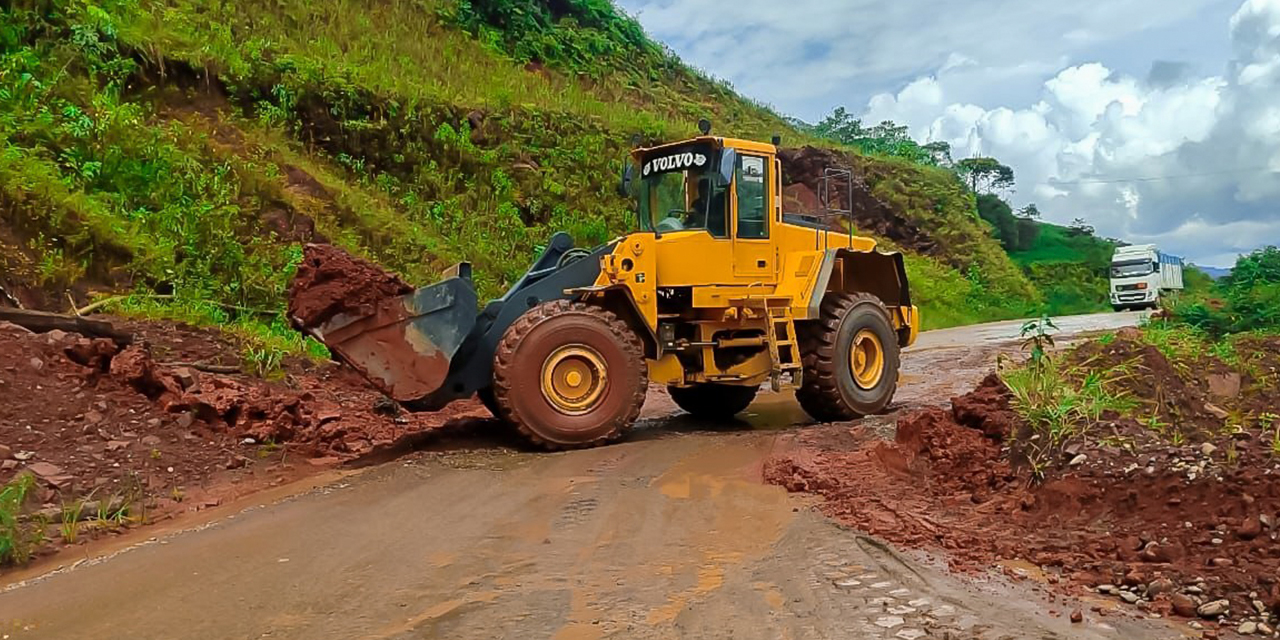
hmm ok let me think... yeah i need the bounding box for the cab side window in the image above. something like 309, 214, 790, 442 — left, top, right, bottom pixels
736, 155, 768, 238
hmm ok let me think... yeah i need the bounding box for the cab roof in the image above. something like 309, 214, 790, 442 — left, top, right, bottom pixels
633, 135, 777, 157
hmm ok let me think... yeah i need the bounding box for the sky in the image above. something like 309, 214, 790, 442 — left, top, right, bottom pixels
615, 0, 1280, 267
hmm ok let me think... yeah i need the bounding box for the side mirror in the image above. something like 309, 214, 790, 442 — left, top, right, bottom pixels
618, 162, 634, 197
718, 149, 736, 186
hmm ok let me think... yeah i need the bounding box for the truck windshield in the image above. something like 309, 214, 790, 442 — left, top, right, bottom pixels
637, 148, 728, 237
1111, 259, 1155, 277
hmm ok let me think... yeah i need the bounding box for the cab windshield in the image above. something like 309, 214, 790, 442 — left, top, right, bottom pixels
1111, 259, 1155, 278
636, 146, 728, 237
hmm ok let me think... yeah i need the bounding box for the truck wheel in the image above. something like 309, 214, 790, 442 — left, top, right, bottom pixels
796, 293, 900, 422
667, 384, 758, 421
493, 300, 647, 449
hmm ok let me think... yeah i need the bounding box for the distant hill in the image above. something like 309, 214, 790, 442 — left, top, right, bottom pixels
1005, 221, 1116, 316
1193, 265, 1233, 280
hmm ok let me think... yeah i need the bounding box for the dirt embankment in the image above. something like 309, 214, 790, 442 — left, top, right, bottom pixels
0, 316, 485, 561
287, 243, 414, 329
777, 146, 938, 255
767, 346, 1280, 635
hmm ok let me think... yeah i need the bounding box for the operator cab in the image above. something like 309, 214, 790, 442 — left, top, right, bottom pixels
620, 131, 782, 285
630, 137, 774, 242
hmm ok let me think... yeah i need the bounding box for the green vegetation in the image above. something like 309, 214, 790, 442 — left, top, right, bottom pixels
59, 497, 86, 544
102, 294, 330, 376
1003, 307, 1279, 481
1009, 221, 1117, 316
1003, 351, 1138, 480
804, 107, 951, 166
1, 0, 1057, 354
1171, 246, 1280, 335
1007, 220, 1114, 266
0, 473, 45, 565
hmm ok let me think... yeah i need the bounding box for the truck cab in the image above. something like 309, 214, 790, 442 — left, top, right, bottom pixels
1109, 244, 1184, 311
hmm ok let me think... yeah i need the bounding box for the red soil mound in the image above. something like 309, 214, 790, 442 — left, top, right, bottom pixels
777, 146, 938, 255
0, 319, 485, 506
766, 375, 1280, 628
287, 244, 414, 328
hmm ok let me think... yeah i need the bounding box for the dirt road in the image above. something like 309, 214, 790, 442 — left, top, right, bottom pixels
0, 311, 1169, 640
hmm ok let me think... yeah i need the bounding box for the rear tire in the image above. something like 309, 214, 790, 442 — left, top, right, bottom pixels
492, 300, 647, 449
668, 384, 758, 421
796, 293, 900, 422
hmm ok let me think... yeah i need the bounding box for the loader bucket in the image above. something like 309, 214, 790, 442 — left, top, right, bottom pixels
308, 276, 479, 402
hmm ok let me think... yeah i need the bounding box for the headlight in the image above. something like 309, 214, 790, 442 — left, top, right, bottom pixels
1137, 282, 1148, 290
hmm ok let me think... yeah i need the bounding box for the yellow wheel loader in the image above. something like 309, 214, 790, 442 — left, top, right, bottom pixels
296, 127, 920, 449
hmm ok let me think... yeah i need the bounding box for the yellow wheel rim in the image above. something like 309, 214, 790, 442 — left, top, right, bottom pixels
541, 345, 608, 415
849, 329, 884, 390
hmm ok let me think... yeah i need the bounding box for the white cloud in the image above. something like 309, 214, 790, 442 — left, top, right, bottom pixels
856, 0, 1280, 266
619, 0, 1226, 120
621, 0, 1277, 266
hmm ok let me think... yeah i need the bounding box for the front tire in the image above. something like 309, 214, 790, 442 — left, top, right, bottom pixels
492, 301, 647, 449
668, 384, 759, 421
796, 293, 900, 422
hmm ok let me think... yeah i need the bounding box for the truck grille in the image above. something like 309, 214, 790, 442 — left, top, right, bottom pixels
1116, 284, 1145, 292
1118, 293, 1148, 302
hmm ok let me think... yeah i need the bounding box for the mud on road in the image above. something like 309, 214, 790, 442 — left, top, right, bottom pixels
0, 312, 1170, 640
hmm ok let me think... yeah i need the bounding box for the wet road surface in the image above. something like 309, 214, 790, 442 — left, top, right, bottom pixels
0, 311, 1174, 640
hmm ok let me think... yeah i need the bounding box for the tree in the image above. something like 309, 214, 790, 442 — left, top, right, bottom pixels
1068, 217, 1095, 237
812, 107, 868, 145
956, 157, 1015, 194
977, 194, 1041, 251
976, 194, 1018, 249
1015, 217, 1040, 250
1019, 203, 1042, 219
922, 141, 953, 167
809, 108, 946, 167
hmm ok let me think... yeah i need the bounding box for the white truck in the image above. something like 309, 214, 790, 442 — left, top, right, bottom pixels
1109, 244, 1184, 311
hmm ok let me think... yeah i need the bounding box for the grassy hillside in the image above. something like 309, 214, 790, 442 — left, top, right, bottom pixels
1008, 221, 1116, 316
1, 0, 1040, 349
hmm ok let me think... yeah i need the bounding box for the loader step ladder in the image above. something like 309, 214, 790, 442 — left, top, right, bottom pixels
765, 304, 802, 392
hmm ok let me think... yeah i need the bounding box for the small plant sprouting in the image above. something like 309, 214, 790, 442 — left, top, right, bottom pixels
1261, 412, 1280, 456
60, 499, 87, 544
1, 473, 46, 564
257, 439, 282, 459
1020, 314, 1059, 368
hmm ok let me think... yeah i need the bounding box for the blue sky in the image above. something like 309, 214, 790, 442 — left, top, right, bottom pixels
617, 0, 1280, 267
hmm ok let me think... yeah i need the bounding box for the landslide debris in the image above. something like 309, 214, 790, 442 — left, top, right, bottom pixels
0, 318, 484, 514
777, 146, 938, 255
766, 339, 1280, 632
287, 244, 414, 329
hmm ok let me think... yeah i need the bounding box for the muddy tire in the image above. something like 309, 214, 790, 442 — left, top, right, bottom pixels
667, 384, 758, 421
492, 300, 647, 449
796, 293, 900, 422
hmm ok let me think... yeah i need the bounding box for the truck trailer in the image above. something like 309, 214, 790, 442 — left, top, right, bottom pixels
1109, 244, 1183, 311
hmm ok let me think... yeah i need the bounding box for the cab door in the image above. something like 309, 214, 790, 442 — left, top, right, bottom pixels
732, 153, 775, 280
